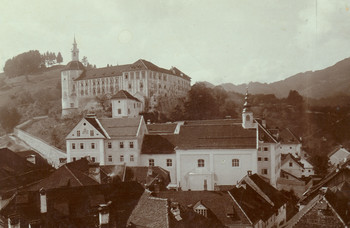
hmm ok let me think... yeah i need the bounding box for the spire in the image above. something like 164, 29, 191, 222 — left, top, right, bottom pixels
71, 36, 79, 61
243, 87, 251, 113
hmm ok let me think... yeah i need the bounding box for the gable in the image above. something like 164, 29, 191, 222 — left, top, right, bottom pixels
66, 118, 106, 139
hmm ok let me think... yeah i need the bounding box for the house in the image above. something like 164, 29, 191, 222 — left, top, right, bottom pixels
66, 115, 148, 165
281, 153, 314, 178
328, 146, 350, 166
234, 173, 288, 227
0, 182, 145, 228
111, 90, 143, 118
277, 170, 312, 198
285, 183, 350, 227
61, 38, 191, 117
278, 128, 302, 157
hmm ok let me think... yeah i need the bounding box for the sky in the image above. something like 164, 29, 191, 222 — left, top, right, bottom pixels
1, 0, 350, 85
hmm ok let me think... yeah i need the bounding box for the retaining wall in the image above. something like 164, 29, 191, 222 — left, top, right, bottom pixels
14, 116, 66, 168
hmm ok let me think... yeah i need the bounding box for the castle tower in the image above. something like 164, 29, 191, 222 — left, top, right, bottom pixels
242, 88, 255, 129
72, 36, 79, 61
61, 37, 85, 117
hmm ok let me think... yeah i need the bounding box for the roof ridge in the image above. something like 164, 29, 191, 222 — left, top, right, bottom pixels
64, 165, 83, 186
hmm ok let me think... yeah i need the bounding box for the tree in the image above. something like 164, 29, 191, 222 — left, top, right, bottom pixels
286, 90, 303, 106
56, 52, 63, 64
3, 50, 42, 77
0, 107, 22, 133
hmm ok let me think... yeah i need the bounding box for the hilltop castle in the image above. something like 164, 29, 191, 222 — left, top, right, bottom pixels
61, 38, 191, 117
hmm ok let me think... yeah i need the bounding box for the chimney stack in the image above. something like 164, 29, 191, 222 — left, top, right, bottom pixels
39, 188, 47, 213
99, 201, 111, 226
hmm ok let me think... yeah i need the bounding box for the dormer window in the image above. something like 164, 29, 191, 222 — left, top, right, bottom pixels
193, 202, 208, 217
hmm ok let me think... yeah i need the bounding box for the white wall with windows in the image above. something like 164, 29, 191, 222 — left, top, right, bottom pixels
140, 154, 176, 184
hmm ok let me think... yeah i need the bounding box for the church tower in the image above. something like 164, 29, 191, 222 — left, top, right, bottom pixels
242, 89, 255, 129
61, 37, 85, 117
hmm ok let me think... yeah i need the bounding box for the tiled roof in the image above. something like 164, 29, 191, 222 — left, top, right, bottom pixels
176, 124, 256, 149
279, 128, 301, 144
328, 147, 350, 159
229, 185, 275, 224
111, 90, 140, 102
127, 191, 170, 228
124, 166, 171, 188
325, 182, 350, 225
74, 59, 190, 81
75, 63, 132, 80
154, 190, 248, 226
146, 123, 177, 134
98, 116, 142, 138
141, 135, 176, 154
256, 122, 278, 143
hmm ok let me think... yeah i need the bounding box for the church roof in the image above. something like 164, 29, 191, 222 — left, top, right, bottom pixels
63, 61, 85, 71
111, 90, 140, 102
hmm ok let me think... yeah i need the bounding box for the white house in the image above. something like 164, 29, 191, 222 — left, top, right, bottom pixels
278, 128, 302, 157
328, 146, 350, 166
66, 115, 148, 165
281, 153, 314, 178
111, 90, 143, 118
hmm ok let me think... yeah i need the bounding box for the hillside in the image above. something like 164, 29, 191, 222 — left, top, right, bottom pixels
220, 58, 350, 99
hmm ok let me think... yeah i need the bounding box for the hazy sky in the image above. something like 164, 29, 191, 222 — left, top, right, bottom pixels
1, 0, 350, 85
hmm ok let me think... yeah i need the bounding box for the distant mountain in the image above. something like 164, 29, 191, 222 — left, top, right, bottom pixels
219, 58, 350, 99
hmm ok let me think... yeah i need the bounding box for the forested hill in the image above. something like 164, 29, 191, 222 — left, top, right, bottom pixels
220, 57, 350, 99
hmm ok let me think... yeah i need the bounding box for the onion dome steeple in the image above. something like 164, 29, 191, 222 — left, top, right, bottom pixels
243, 89, 251, 113
71, 36, 79, 61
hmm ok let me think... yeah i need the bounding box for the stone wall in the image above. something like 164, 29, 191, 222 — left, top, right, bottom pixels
14, 116, 66, 168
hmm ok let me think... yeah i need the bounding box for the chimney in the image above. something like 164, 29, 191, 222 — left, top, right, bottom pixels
147, 119, 151, 125
147, 166, 153, 176
98, 202, 111, 226
8, 216, 20, 228
39, 188, 47, 213
170, 202, 182, 221
88, 163, 101, 184
26, 154, 36, 165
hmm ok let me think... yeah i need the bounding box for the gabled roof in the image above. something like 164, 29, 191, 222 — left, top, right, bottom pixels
111, 90, 141, 102
124, 166, 171, 187
281, 153, 305, 168
85, 116, 108, 137
256, 121, 278, 143
176, 124, 256, 150
279, 128, 301, 144
98, 116, 142, 138
141, 135, 176, 154
328, 146, 350, 159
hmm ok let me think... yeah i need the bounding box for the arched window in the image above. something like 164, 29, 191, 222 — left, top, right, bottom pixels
198, 159, 205, 167
232, 159, 239, 167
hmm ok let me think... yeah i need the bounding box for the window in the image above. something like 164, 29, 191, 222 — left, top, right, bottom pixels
289, 162, 293, 167
70, 103, 74, 108
308, 170, 311, 172
77, 130, 80, 136
198, 159, 205, 167
90, 130, 94, 136
129, 142, 134, 148
128, 84, 132, 89
130, 155, 134, 162
80, 143, 84, 149
120, 155, 124, 162
290, 147, 292, 149
91, 157, 96, 162
195, 208, 208, 217
149, 159, 154, 166
108, 142, 112, 149
108, 155, 112, 162
262, 169, 268, 175
91, 143, 95, 149
125, 74, 128, 79
73, 157, 76, 161
264, 157, 268, 161
302, 170, 304, 172
258, 147, 261, 151
118, 109, 121, 114
120, 142, 124, 148
167, 159, 172, 167
128, 109, 130, 114
232, 159, 239, 167
264, 147, 268, 151
72, 143, 76, 149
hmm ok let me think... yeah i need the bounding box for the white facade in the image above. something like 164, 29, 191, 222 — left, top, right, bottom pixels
257, 142, 281, 187
176, 149, 257, 191
279, 143, 302, 157
111, 98, 142, 118
281, 154, 314, 178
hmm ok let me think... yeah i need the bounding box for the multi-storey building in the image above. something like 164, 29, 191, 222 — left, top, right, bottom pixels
61, 38, 191, 117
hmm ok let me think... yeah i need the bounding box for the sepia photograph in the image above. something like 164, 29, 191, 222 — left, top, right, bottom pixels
0, 0, 349, 227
